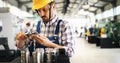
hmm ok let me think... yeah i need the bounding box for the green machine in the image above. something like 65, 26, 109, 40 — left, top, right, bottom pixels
94, 21, 107, 37
93, 20, 120, 48
105, 21, 120, 47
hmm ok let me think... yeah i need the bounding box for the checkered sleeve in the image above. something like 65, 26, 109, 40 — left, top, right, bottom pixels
61, 21, 75, 57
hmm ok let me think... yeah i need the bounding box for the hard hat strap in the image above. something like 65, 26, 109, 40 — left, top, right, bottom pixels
35, 9, 43, 18
35, 10, 40, 16
49, 2, 52, 21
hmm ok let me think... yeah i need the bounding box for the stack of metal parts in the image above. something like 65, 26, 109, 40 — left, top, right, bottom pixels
21, 48, 70, 63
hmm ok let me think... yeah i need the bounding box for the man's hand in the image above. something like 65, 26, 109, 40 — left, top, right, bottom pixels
31, 34, 63, 48
16, 32, 27, 41
16, 32, 28, 48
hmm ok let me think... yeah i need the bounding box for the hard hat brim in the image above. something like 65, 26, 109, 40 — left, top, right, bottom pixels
32, 0, 53, 10
32, 4, 46, 10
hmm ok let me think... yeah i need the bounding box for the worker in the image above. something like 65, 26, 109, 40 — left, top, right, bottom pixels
16, 0, 75, 57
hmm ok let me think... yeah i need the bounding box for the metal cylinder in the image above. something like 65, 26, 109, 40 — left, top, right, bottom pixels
45, 48, 56, 63
21, 50, 30, 63
32, 48, 44, 63
32, 51, 37, 63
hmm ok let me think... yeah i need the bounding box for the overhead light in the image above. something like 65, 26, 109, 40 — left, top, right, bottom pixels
93, 0, 98, 3
82, 1, 90, 9
89, 7, 97, 11
82, 5, 90, 9
78, 9, 89, 15
89, 0, 98, 3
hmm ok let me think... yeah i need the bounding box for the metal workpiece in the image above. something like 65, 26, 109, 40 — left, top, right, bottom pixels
20, 48, 70, 63
21, 49, 30, 63
32, 48, 44, 63
32, 51, 37, 63
45, 48, 56, 63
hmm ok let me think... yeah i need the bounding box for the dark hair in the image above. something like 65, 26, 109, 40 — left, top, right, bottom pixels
49, 1, 55, 5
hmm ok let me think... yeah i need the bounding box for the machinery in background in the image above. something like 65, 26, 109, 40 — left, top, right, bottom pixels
0, 7, 20, 62
0, 37, 19, 62
87, 20, 120, 48
105, 21, 120, 47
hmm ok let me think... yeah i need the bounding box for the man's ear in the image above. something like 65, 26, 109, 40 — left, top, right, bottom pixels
52, 3, 56, 10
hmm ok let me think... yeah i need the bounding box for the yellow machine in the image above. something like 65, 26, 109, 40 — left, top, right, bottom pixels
87, 29, 90, 36
100, 27, 105, 37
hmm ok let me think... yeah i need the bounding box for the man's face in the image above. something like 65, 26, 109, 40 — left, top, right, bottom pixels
37, 4, 55, 22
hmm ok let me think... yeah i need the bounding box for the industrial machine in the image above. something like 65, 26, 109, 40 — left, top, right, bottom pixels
94, 21, 120, 48
105, 21, 120, 48
0, 7, 20, 62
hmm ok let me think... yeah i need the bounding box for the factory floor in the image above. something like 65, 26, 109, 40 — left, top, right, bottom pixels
70, 36, 120, 63
0, 35, 120, 63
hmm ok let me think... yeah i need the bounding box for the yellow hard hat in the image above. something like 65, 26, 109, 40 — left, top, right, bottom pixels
32, 0, 53, 10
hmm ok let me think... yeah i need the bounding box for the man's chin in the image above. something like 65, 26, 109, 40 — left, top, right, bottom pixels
42, 19, 49, 23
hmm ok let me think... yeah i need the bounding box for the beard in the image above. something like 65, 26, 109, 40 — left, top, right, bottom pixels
41, 16, 49, 23
41, 13, 54, 23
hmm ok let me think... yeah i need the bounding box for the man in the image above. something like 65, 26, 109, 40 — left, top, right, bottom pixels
16, 0, 74, 57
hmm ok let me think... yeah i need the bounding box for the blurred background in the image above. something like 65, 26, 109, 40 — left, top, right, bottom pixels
0, 0, 120, 63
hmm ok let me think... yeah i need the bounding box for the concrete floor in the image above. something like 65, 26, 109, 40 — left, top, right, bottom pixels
70, 37, 120, 63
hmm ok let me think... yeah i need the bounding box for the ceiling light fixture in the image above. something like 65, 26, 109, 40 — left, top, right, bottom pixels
82, 1, 90, 9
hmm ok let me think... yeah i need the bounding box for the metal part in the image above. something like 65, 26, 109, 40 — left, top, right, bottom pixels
32, 48, 44, 63
45, 48, 56, 63
21, 49, 30, 63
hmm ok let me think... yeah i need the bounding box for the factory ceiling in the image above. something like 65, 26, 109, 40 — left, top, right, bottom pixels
5, 0, 116, 17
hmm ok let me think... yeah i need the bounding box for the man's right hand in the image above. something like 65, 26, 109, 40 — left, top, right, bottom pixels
16, 32, 28, 48
16, 32, 27, 41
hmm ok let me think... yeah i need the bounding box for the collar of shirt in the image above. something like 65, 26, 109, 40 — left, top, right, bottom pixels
42, 15, 58, 26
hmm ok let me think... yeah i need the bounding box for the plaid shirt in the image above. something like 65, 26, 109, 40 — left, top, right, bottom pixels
40, 16, 75, 57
